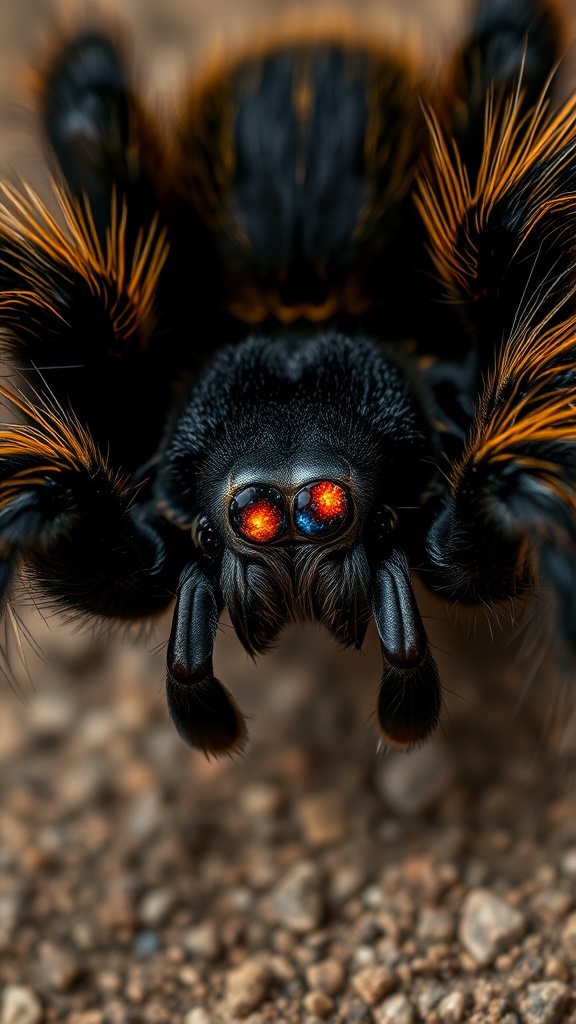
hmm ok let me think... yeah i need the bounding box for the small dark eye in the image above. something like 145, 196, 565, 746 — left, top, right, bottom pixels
230, 485, 287, 544
294, 480, 350, 538
191, 514, 221, 557
374, 506, 398, 541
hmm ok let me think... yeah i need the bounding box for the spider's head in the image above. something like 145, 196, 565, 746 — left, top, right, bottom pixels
156, 331, 443, 754
200, 449, 374, 654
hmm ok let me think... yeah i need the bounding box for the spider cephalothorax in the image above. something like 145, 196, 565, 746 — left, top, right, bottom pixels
154, 331, 442, 752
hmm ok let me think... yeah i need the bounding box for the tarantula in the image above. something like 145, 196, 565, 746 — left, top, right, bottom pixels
0, 0, 572, 756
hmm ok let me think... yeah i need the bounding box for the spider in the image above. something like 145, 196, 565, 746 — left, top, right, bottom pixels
0, 0, 572, 757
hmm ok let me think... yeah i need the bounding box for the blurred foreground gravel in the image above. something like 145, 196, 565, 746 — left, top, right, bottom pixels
2, 1, 576, 1022
1, 592, 576, 1024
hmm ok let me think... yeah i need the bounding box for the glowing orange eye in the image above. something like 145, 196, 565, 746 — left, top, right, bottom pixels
295, 480, 350, 538
230, 485, 287, 544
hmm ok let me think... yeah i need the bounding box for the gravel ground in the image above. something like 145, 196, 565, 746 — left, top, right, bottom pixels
2, 1, 576, 1023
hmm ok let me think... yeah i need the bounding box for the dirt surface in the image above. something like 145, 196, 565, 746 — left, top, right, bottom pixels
2, 1, 576, 1023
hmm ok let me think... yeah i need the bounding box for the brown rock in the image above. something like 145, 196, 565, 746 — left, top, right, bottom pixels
459, 889, 525, 967
0, 986, 42, 1024
304, 957, 345, 995
351, 966, 395, 1005
373, 993, 414, 1024
302, 991, 334, 1018
225, 958, 270, 1019
268, 862, 324, 934
518, 982, 569, 1024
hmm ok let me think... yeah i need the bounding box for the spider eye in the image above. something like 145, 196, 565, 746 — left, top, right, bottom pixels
374, 505, 398, 541
191, 514, 221, 557
294, 480, 350, 538
230, 485, 287, 544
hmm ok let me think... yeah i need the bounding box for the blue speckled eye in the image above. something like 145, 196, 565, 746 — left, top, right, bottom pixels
294, 480, 350, 538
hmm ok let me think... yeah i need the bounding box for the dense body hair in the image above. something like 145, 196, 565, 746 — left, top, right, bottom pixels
419, 91, 576, 361
159, 333, 434, 518
158, 331, 438, 659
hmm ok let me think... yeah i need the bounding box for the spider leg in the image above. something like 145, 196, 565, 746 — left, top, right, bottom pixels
0, 172, 177, 628
445, 0, 564, 178
0, 383, 173, 621
416, 0, 571, 408
166, 561, 248, 756
0, 179, 170, 471
372, 547, 442, 748
417, 0, 576, 671
424, 307, 576, 661
40, 29, 163, 248
419, 36, 576, 375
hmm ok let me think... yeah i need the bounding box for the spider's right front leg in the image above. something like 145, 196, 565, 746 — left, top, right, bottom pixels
424, 313, 576, 659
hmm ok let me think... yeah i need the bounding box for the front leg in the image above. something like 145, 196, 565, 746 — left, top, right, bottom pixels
166, 560, 248, 757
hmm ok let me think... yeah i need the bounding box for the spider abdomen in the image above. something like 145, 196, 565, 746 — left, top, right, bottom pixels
175, 36, 427, 325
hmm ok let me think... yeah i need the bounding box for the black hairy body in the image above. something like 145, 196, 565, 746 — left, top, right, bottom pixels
172, 39, 425, 330
0, 0, 574, 757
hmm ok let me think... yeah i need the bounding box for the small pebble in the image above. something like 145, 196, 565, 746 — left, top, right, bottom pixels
372, 992, 414, 1024
37, 942, 81, 991
362, 884, 383, 909
101, 997, 130, 1024
240, 784, 283, 818
352, 945, 377, 968
351, 966, 395, 1005
184, 1010, 214, 1024
518, 981, 569, 1024
70, 1014, 104, 1024
225, 958, 270, 1018
134, 932, 160, 957
0, 985, 42, 1024
305, 957, 345, 995
544, 956, 569, 982
126, 791, 162, 841
29, 694, 76, 736
71, 920, 97, 952
416, 984, 446, 1016
560, 912, 576, 958
530, 888, 571, 922
459, 888, 525, 966
416, 908, 455, 942
268, 955, 296, 983
436, 991, 467, 1023
302, 991, 334, 1018
329, 865, 366, 903
95, 971, 122, 994
296, 791, 348, 846
0, 896, 20, 951
138, 888, 176, 927
374, 743, 454, 816
182, 922, 221, 961
560, 848, 576, 876
268, 862, 324, 934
